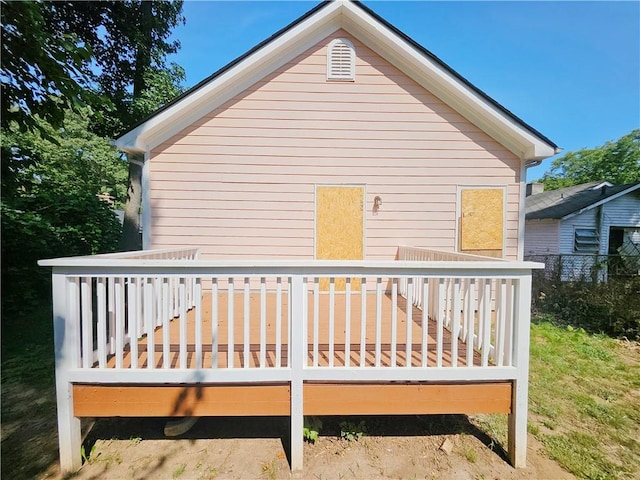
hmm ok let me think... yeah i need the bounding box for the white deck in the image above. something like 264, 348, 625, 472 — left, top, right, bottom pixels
40, 246, 541, 473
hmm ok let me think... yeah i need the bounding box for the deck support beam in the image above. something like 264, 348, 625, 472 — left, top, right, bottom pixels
52, 272, 82, 473
507, 274, 532, 468
289, 276, 305, 471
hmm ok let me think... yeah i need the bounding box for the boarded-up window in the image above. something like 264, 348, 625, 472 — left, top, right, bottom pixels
316, 185, 364, 290
459, 188, 505, 258
327, 38, 355, 81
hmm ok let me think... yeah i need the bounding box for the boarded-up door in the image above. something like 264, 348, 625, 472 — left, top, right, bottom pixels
459, 188, 504, 258
316, 186, 364, 289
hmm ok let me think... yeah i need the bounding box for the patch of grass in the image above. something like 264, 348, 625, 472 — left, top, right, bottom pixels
1, 303, 59, 480
261, 458, 278, 480
461, 445, 477, 463
528, 317, 640, 479
339, 420, 367, 442
303, 416, 323, 443
172, 463, 186, 479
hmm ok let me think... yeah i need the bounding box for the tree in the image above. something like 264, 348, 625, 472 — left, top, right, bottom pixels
538, 129, 640, 190
3, 1, 186, 252
44, 0, 186, 136
1, 109, 127, 313
0, 1, 102, 134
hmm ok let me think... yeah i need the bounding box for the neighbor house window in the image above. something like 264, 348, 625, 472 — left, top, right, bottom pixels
327, 38, 355, 81
574, 228, 600, 253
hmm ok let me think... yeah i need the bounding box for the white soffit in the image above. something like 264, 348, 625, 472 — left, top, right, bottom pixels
116, 0, 557, 161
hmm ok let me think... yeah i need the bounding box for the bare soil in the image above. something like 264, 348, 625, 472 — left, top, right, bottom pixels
31, 415, 574, 480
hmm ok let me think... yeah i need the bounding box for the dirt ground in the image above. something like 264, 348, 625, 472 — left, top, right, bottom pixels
37, 415, 574, 480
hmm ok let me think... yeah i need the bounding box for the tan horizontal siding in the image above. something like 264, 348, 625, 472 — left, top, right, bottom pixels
150, 30, 521, 260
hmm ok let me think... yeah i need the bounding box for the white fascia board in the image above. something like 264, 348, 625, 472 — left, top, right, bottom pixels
115, 1, 344, 153
562, 183, 640, 220
341, 3, 556, 161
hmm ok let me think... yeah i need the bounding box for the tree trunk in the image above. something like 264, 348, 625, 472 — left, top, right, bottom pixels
119, 152, 143, 251
119, 1, 153, 252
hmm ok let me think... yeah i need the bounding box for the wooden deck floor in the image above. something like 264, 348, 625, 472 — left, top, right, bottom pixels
106, 292, 482, 369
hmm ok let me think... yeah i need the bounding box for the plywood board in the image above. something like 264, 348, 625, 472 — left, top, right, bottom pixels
316, 186, 364, 290
460, 188, 504, 253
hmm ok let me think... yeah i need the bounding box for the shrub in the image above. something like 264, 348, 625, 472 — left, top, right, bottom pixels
533, 276, 640, 340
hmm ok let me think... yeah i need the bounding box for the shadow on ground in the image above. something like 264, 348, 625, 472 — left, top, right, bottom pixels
83, 413, 509, 468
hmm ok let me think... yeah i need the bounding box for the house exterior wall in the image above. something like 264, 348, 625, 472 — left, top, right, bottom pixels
558, 209, 599, 255
558, 190, 640, 255
524, 219, 559, 255
600, 190, 640, 254
149, 30, 522, 261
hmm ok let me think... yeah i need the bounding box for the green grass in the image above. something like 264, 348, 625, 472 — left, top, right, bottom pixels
473, 317, 639, 480
528, 317, 640, 479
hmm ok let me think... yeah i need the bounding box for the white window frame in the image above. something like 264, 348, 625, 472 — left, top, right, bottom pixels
574, 227, 600, 253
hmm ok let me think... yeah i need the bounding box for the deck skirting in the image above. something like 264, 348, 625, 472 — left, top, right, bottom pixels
73, 381, 511, 418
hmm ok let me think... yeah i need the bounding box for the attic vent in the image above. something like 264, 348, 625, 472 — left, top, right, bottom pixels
327, 38, 355, 81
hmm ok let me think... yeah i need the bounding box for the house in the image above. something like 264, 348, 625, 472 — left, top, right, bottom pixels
40, 0, 557, 474
525, 181, 640, 280
116, 1, 558, 261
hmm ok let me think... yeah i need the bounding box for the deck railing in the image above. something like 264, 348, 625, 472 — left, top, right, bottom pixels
40, 247, 539, 384
40, 247, 542, 471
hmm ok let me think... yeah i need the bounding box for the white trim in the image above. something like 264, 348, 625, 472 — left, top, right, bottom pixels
340, 3, 556, 160
562, 183, 640, 220
518, 160, 527, 260
114, 0, 556, 161
142, 151, 151, 249
116, 1, 344, 153
456, 186, 508, 258
326, 37, 356, 81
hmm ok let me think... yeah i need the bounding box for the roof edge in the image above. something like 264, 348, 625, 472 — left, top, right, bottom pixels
116, 0, 559, 159
561, 182, 640, 220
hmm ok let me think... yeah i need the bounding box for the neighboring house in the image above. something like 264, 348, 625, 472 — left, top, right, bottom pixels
115, 0, 558, 262
525, 181, 640, 279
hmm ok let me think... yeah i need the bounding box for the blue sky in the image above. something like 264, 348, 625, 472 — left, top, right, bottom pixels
169, 1, 640, 182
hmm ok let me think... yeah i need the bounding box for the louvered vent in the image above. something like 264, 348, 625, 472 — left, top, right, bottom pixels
327, 38, 355, 81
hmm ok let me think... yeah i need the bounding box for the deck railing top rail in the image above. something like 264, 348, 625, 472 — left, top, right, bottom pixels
397, 246, 510, 262
39, 248, 543, 274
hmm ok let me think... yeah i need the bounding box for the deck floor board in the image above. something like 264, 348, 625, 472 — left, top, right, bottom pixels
104, 292, 482, 369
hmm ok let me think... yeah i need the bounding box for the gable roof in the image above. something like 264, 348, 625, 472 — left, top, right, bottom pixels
526, 181, 640, 220
116, 0, 559, 161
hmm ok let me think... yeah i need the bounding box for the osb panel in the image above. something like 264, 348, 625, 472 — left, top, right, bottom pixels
460, 189, 504, 251
316, 186, 364, 290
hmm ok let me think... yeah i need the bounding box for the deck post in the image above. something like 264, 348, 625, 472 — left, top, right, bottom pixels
52, 271, 82, 473
289, 275, 305, 471
508, 273, 532, 468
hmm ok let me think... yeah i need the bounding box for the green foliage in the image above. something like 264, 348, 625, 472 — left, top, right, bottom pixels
303, 416, 323, 443
339, 420, 367, 441
1, 1, 186, 137
1, 110, 125, 314
131, 64, 187, 120
43, 0, 186, 136
0, 1, 103, 133
539, 129, 640, 190
532, 276, 640, 340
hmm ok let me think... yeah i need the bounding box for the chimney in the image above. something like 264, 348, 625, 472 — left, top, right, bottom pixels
526, 183, 544, 197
